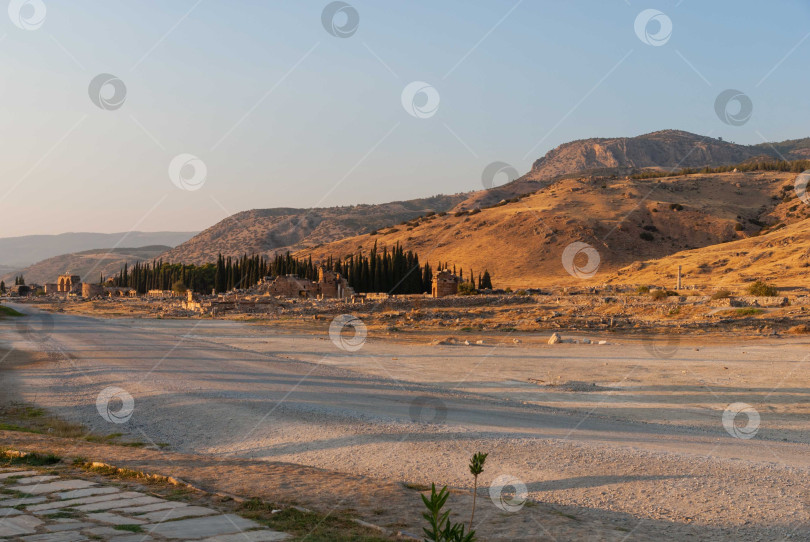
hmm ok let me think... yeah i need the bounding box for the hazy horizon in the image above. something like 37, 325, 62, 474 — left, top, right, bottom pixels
2, 0, 809, 237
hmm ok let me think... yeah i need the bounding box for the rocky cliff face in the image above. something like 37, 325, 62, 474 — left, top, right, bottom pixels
525, 130, 777, 181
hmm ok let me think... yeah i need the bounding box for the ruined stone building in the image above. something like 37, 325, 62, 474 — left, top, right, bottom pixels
57, 274, 81, 293
265, 275, 319, 298
432, 269, 460, 298
317, 267, 354, 299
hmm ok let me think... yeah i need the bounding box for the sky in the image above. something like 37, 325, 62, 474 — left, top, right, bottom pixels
1, 0, 809, 237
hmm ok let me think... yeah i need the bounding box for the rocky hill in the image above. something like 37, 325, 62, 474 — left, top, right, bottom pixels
458, 130, 810, 211
160, 131, 810, 274
297, 170, 808, 289
159, 195, 468, 265
4, 246, 170, 285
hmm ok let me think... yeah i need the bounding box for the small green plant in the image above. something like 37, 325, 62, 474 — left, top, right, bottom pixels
114, 525, 143, 533
421, 484, 475, 542
747, 280, 777, 297
734, 307, 765, 316
468, 452, 487, 531
635, 285, 650, 294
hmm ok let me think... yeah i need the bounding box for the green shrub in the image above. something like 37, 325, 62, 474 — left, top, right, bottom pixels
650, 290, 668, 300
747, 281, 777, 297
635, 286, 650, 294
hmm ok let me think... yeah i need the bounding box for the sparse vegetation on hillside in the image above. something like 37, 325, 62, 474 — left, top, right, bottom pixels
747, 281, 778, 297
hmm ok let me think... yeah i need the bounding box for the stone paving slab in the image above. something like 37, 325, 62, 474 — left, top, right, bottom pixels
86, 512, 145, 525
11, 475, 61, 485
20, 532, 87, 542
200, 532, 291, 541
44, 521, 95, 532
55, 487, 120, 500
0, 496, 47, 506
146, 514, 261, 539
0, 514, 43, 536
110, 536, 153, 542
137, 505, 216, 522
0, 470, 38, 479
74, 496, 164, 512
112, 501, 186, 514
0, 507, 22, 517
28, 492, 142, 512
13, 480, 96, 495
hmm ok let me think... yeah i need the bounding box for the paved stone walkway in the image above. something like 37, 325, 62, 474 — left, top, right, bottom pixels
0, 468, 290, 541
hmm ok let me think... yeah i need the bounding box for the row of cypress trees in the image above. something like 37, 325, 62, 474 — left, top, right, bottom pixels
111, 242, 493, 295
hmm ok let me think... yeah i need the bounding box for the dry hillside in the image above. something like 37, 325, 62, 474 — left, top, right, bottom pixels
607, 217, 810, 289
159, 195, 467, 265
297, 171, 809, 289
450, 130, 808, 212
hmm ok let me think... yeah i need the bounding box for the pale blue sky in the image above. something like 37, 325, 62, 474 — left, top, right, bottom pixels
1, 0, 809, 236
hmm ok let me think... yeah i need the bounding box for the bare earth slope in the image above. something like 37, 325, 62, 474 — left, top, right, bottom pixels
607, 215, 810, 289
160, 194, 467, 265
298, 171, 808, 288
4, 245, 170, 285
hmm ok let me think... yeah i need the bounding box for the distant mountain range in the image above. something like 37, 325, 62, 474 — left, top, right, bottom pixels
162, 130, 810, 277
0, 231, 197, 269
2, 246, 171, 285
12, 130, 810, 289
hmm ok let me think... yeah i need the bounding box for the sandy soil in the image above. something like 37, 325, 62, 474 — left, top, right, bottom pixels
2, 303, 809, 541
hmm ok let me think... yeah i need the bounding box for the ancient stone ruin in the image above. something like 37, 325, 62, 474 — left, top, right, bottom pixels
432, 269, 461, 298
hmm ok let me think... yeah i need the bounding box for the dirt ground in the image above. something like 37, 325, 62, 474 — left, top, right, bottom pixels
2, 303, 810, 541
